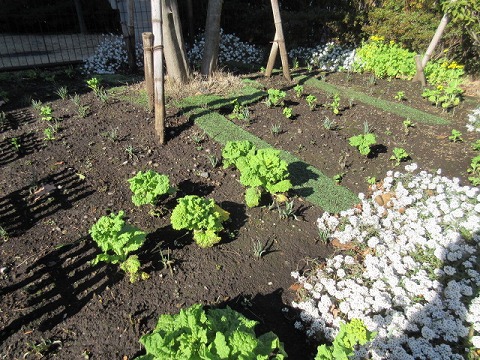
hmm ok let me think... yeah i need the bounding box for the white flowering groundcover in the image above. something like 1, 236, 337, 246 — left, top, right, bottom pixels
83, 34, 144, 74
292, 164, 480, 359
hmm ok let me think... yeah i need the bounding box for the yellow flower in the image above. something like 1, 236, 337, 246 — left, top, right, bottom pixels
437, 85, 444, 90
390, 40, 395, 45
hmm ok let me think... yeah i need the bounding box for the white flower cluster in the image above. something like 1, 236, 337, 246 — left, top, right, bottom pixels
466, 106, 480, 133
83, 34, 144, 74
292, 164, 480, 359
187, 29, 263, 66
289, 42, 355, 72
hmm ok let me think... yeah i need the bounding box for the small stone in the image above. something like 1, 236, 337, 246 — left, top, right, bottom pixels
199, 172, 209, 178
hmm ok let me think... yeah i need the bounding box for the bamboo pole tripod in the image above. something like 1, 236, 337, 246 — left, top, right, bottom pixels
265, 0, 291, 81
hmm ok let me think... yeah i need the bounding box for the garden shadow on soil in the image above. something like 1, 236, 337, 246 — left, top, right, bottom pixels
0, 238, 116, 344
0, 167, 94, 236
0, 132, 42, 166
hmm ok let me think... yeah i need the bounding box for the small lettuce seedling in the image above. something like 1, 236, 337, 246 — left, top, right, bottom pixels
170, 195, 229, 248
315, 318, 376, 360
265, 88, 286, 107
127, 170, 175, 206
448, 129, 463, 142
293, 84, 304, 98
467, 154, 480, 186
89, 211, 147, 282
136, 304, 287, 359
348, 133, 376, 156
305, 94, 317, 111
283, 107, 293, 119
390, 147, 410, 166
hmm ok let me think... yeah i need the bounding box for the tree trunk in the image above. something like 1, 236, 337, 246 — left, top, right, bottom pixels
201, 0, 223, 77
162, 0, 191, 84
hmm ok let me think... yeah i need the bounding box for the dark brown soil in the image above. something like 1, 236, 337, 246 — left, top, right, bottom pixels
0, 68, 478, 360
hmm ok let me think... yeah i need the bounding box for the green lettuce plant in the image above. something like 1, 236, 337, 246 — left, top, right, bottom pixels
449, 129, 463, 142
135, 304, 286, 360
40, 105, 53, 121
293, 84, 304, 98
222, 141, 292, 207
222, 140, 256, 169
283, 107, 293, 119
89, 211, 147, 282
170, 195, 229, 248
128, 170, 176, 206
315, 319, 376, 360
390, 147, 410, 166
348, 133, 376, 156
265, 88, 286, 107
306, 94, 318, 111
228, 99, 250, 122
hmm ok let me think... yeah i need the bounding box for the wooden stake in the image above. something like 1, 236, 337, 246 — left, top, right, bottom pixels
142, 32, 154, 112
152, 0, 165, 144
265, 0, 291, 81
413, 54, 426, 87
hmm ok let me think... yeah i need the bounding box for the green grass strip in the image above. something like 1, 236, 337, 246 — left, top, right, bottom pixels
295, 75, 450, 125
193, 111, 359, 213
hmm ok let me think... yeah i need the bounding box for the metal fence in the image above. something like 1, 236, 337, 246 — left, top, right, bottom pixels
0, 0, 152, 71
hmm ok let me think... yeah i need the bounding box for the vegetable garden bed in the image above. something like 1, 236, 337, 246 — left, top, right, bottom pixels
0, 67, 479, 359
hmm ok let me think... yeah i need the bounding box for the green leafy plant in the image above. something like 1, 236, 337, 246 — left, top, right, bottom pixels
43, 126, 56, 141
323, 117, 337, 130
327, 94, 341, 115
128, 170, 176, 207
366, 176, 377, 185
293, 84, 304, 98
135, 304, 286, 360
222, 141, 292, 207
76, 104, 90, 118
265, 88, 286, 107
86, 77, 101, 96
31, 99, 42, 110
333, 173, 345, 184
10, 137, 21, 151
282, 107, 293, 119
390, 147, 410, 166
252, 239, 274, 259
472, 139, 480, 151
55, 86, 68, 100
315, 319, 376, 360
422, 81, 463, 110
271, 123, 282, 136
348, 133, 376, 156
170, 195, 229, 248
222, 140, 256, 169
467, 154, 480, 186
305, 94, 318, 111
402, 118, 415, 134
40, 105, 53, 121
228, 99, 250, 122
394, 91, 405, 101
89, 211, 147, 282
70, 93, 81, 107
449, 129, 463, 142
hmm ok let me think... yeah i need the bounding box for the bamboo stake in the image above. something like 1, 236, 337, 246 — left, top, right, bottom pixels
142, 32, 154, 112
127, 0, 136, 72
152, 0, 165, 144
265, 0, 291, 81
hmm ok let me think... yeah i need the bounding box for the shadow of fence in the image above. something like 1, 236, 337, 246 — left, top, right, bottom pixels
0, 237, 115, 343
0, 166, 94, 236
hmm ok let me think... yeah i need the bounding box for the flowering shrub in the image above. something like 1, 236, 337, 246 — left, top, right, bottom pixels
187, 29, 263, 67
83, 34, 143, 74
467, 106, 480, 133
353, 36, 466, 87
288, 42, 355, 72
292, 164, 480, 359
